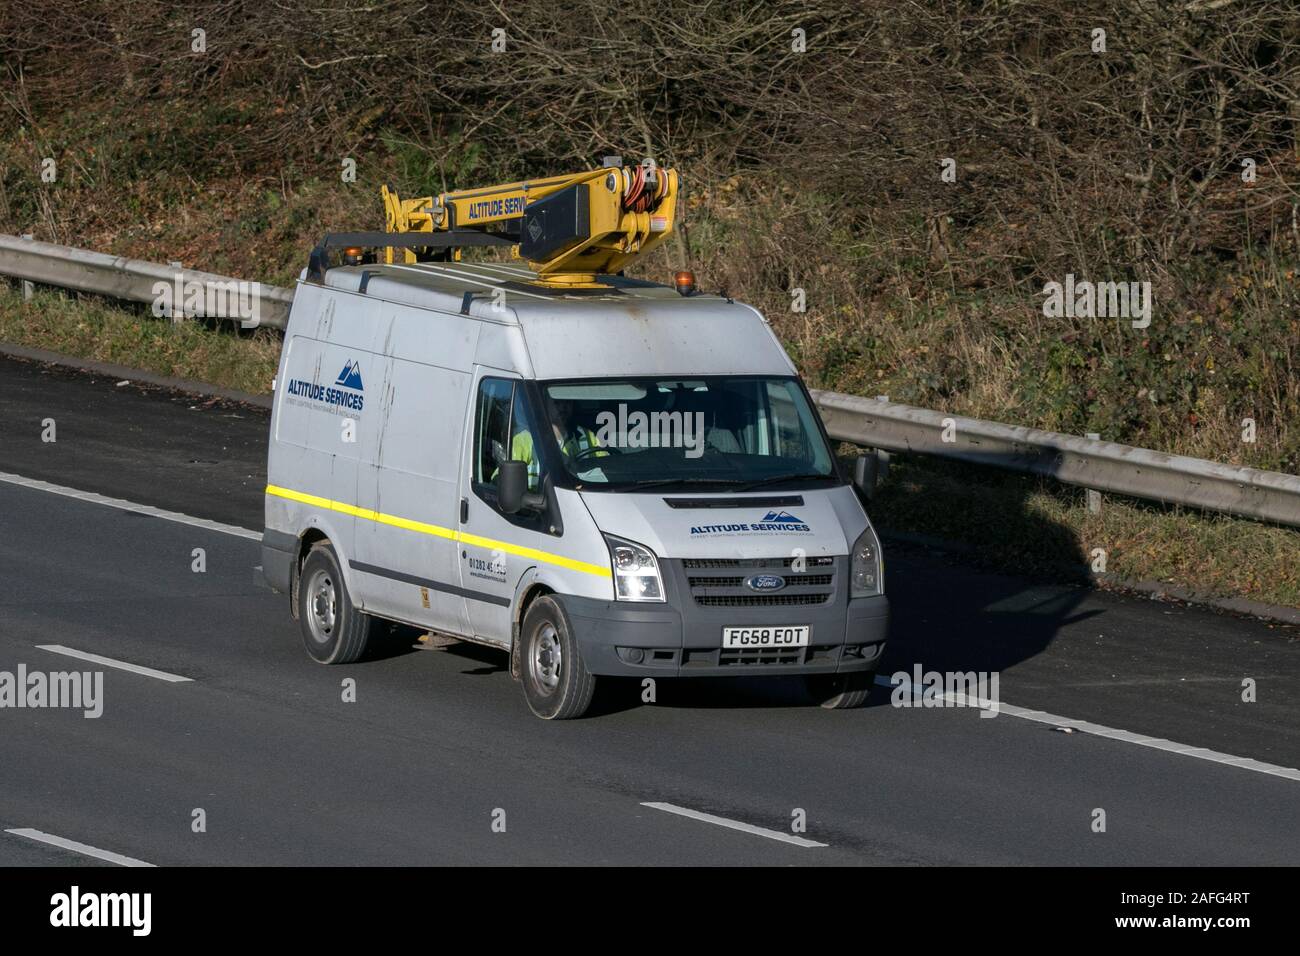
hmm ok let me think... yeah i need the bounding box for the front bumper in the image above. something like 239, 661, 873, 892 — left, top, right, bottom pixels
558, 588, 889, 678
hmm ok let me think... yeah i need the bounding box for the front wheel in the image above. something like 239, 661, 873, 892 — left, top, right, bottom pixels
519, 596, 596, 719
806, 670, 875, 709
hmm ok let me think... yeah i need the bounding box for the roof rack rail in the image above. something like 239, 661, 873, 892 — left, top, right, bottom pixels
306, 231, 513, 283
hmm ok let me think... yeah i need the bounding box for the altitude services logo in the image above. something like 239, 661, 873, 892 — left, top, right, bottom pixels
335, 359, 364, 389
284, 359, 365, 414
690, 511, 812, 536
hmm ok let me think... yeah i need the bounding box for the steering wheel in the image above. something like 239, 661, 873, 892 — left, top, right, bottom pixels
573, 445, 621, 462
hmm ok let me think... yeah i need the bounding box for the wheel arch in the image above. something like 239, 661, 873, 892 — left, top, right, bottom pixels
289, 521, 353, 619
509, 567, 560, 680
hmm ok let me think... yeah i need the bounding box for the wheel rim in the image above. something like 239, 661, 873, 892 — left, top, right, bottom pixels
306, 568, 337, 644
529, 622, 562, 695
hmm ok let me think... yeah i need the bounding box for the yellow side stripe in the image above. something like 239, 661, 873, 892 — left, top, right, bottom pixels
265, 484, 611, 578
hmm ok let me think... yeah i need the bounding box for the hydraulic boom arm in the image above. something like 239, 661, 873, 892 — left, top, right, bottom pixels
381, 162, 678, 288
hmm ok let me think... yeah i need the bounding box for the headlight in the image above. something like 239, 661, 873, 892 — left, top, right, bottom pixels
605, 534, 665, 602
850, 523, 883, 597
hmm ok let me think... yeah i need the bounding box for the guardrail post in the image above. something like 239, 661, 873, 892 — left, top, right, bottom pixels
21, 235, 34, 301
168, 261, 184, 324
1085, 433, 1102, 514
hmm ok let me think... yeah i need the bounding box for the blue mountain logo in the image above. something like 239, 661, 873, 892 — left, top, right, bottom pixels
761, 511, 804, 523
335, 359, 363, 390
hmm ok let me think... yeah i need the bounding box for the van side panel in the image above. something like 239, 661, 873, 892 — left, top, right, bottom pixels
265, 284, 384, 594
350, 302, 479, 633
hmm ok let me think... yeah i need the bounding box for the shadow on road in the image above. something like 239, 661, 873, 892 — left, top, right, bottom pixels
868, 452, 1103, 686
359, 455, 1104, 717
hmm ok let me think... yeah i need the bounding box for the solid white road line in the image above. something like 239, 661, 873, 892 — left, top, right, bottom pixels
0, 470, 258, 540
5, 828, 155, 867
37, 645, 193, 683
641, 802, 828, 847
876, 674, 1300, 782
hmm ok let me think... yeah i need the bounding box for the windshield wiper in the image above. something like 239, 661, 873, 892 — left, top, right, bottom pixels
623, 477, 747, 491
732, 472, 836, 492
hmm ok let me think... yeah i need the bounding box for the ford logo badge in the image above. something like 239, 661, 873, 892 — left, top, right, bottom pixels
745, 574, 786, 592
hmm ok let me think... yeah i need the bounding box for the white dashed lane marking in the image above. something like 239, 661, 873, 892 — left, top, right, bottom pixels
5, 828, 156, 867
37, 644, 194, 683
641, 802, 828, 847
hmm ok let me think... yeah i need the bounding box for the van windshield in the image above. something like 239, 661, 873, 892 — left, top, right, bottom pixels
538, 376, 838, 490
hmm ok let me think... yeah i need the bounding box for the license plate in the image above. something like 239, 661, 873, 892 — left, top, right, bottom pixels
722, 626, 810, 649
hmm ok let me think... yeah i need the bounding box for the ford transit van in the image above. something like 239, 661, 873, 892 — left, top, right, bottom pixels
261, 257, 889, 718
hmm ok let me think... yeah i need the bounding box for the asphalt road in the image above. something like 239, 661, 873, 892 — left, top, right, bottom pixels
1, 354, 1297, 865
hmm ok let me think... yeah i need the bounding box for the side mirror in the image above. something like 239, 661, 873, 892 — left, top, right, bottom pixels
498, 460, 528, 514
852, 449, 890, 500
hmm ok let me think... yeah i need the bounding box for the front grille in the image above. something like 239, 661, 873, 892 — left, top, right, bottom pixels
688, 574, 834, 589
678, 555, 839, 607
676, 555, 837, 607
691, 575, 744, 587
719, 647, 805, 666
696, 593, 829, 607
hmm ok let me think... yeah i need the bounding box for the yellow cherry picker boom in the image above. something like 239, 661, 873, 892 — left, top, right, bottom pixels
306, 159, 680, 291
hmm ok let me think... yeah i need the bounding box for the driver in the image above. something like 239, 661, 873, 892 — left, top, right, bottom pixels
552, 399, 605, 459
511, 399, 606, 484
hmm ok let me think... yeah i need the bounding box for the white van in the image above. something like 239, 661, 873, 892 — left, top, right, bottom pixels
262, 257, 889, 718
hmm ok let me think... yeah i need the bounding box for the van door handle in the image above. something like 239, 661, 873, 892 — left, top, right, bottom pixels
460, 498, 468, 523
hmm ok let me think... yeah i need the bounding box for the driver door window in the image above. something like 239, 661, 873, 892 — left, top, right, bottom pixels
473, 377, 544, 498
474, 378, 513, 489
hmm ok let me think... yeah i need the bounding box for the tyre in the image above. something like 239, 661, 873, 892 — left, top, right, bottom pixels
519, 596, 596, 719
297, 542, 380, 664
806, 669, 875, 709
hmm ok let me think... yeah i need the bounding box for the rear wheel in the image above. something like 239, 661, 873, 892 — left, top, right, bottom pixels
297, 543, 380, 664
519, 596, 596, 719
806, 670, 875, 709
